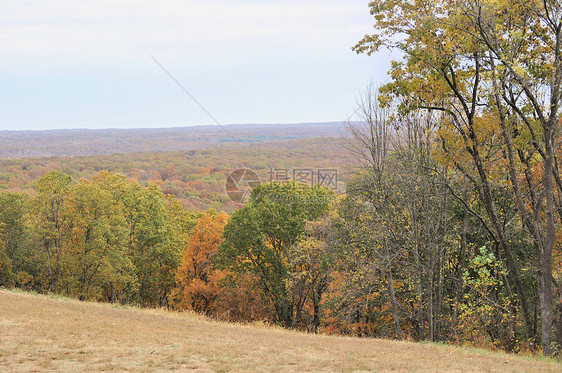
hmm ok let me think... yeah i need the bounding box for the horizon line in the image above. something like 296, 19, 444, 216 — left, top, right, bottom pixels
0, 120, 354, 134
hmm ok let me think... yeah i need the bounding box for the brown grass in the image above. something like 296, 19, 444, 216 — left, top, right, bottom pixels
0, 289, 559, 372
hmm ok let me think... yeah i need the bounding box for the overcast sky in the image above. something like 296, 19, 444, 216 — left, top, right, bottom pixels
1, 0, 394, 131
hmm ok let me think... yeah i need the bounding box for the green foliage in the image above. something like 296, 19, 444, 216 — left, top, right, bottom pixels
457, 246, 516, 350
218, 181, 333, 327
0, 192, 27, 287
1, 170, 196, 307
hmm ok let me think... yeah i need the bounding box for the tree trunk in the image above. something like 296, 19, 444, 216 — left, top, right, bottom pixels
470, 145, 534, 341
453, 209, 469, 342
538, 128, 555, 355
386, 268, 402, 339
312, 293, 320, 334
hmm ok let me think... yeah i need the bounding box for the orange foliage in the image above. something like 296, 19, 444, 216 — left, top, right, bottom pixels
214, 273, 274, 323
171, 210, 228, 315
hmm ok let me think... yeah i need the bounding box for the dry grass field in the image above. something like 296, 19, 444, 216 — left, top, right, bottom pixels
0, 290, 560, 372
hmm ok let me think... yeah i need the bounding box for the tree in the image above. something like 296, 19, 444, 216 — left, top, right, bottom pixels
172, 209, 228, 315
29, 170, 72, 293
218, 181, 332, 327
0, 193, 27, 287
110, 178, 185, 307
288, 220, 335, 333
61, 177, 133, 301
339, 87, 454, 341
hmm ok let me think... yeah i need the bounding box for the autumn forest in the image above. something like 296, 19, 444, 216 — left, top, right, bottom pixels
1, 0, 562, 360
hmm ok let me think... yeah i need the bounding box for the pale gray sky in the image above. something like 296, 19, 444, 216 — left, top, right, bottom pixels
1, 0, 393, 130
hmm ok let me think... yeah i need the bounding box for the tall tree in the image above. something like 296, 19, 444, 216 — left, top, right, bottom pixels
218, 181, 332, 327
30, 170, 72, 293
62, 177, 132, 301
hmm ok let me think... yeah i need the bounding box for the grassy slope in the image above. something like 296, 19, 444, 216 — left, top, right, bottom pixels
0, 290, 559, 372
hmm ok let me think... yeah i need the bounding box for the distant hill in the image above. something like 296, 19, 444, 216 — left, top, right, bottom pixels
0, 122, 348, 158
1, 290, 558, 372
0, 137, 354, 211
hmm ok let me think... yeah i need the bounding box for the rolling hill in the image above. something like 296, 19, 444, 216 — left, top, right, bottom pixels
0, 122, 347, 158
0, 136, 355, 211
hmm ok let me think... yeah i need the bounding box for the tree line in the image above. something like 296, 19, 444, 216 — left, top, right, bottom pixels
0, 171, 197, 307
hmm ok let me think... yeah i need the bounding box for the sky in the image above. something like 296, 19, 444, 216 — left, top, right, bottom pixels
1, 0, 395, 131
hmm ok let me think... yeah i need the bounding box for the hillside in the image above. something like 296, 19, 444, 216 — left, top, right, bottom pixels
0, 122, 347, 158
0, 290, 558, 372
